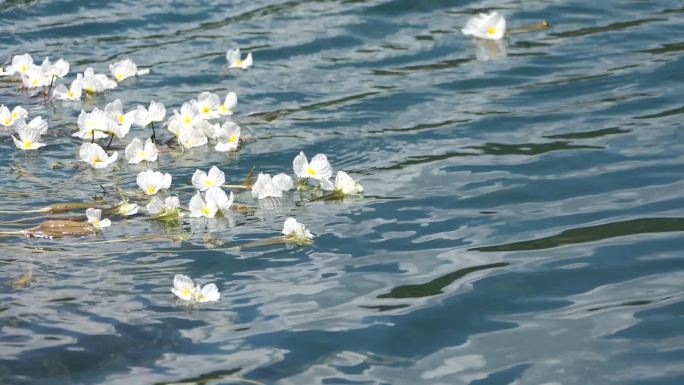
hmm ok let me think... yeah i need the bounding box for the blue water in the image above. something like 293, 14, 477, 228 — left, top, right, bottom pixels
2, 0, 684, 384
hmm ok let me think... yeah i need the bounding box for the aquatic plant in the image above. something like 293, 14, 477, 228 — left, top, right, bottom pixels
461, 11, 507, 40
226, 48, 253, 69
171, 274, 220, 303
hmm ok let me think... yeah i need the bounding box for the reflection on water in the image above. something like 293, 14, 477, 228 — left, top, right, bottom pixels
2, 0, 684, 384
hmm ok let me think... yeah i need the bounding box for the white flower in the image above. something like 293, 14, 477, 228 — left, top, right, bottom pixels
11, 53, 33, 75
109, 58, 148, 82
192, 92, 220, 120
146, 196, 181, 216
206, 186, 234, 214
214, 122, 240, 152
40, 57, 69, 78
79, 143, 118, 169
192, 166, 225, 191
218, 91, 237, 116
74, 108, 108, 139
189, 192, 218, 218
53, 80, 82, 100
281, 217, 314, 241
293, 151, 333, 180
86, 208, 111, 228
0, 65, 14, 76
105, 99, 135, 138
21, 65, 51, 88
125, 138, 158, 163
461, 11, 507, 41
134, 100, 166, 127
321, 171, 364, 195
226, 48, 253, 69
12, 123, 45, 151
0, 105, 28, 127
251, 173, 283, 200
136, 169, 172, 195
272, 173, 294, 191
171, 274, 220, 303
113, 202, 139, 216
178, 128, 208, 149
167, 102, 201, 136
22, 116, 48, 135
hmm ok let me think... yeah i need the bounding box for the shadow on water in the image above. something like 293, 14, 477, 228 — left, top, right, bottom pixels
473, 217, 684, 253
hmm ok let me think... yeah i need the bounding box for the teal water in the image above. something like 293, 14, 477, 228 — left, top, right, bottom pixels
2, 0, 684, 384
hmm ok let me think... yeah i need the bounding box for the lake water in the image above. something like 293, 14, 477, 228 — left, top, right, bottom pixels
2, 0, 684, 384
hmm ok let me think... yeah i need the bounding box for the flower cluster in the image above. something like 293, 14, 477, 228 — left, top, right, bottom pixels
2, 105, 49, 151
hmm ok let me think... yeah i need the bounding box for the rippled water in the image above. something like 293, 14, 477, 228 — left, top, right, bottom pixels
2, 0, 684, 384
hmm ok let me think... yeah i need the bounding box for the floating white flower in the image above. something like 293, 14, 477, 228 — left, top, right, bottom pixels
125, 138, 158, 164
293, 151, 333, 180
21, 65, 51, 89
171, 274, 220, 303
251, 173, 283, 200
167, 102, 201, 137
272, 173, 294, 191
206, 186, 234, 214
79, 143, 118, 169
136, 169, 172, 195
40, 57, 69, 78
0, 105, 28, 127
12, 124, 45, 151
226, 48, 253, 69
218, 91, 237, 116
110, 58, 150, 82
86, 208, 111, 228
461, 11, 507, 41
321, 171, 364, 195
192, 166, 225, 191
81, 68, 117, 93
104, 99, 135, 139
214, 122, 240, 152
53, 80, 82, 101
282, 217, 314, 243
192, 92, 220, 120
74, 108, 110, 140
146, 196, 181, 216
15, 116, 48, 136
10, 53, 33, 76
178, 128, 208, 149
134, 100, 166, 128
112, 201, 139, 216
189, 192, 218, 218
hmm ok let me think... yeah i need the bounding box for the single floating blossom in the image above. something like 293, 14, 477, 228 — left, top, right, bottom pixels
251, 173, 293, 200
40, 57, 69, 79
86, 208, 111, 229
137, 169, 172, 195
53, 80, 83, 101
192, 92, 220, 120
226, 48, 253, 69
133, 100, 166, 128
79, 143, 118, 169
12, 124, 45, 151
189, 191, 218, 218
171, 274, 220, 303
282, 217, 314, 244
21, 65, 51, 89
10, 53, 33, 76
0, 105, 28, 127
293, 151, 333, 181
218, 91, 237, 116
146, 196, 182, 219
205, 186, 234, 214
167, 102, 202, 137
192, 166, 225, 191
214, 122, 240, 152
178, 127, 208, 149
321, 171, 364, 195
74, 108, 110, 140
109, 58, 149, 82
461, 11, 507, 41
125, 138, 158, 164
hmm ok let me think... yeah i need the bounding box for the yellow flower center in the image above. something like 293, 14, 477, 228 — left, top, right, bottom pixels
84, 87, 94, 94
147, 186, 156, 194
184, 115, 192, 124
220, 105, 228, 112
204, 179, 214, 187
91, 155, 102, 164
201, 206, 210, 215
137, 150, 148, 158
234, 59, 243, 66
181, 288, 192, 297
93, 219, 100, 226
202, 106, 210, 113
31, 79, 39, 86
3, 117, 10, 125
21, 64, 27, 72
306, 167, 316, 175
117, 114, 125, 124
228, 135, 237, 143
116, 73, 124, 81
11, 111, 17, 118
67, 91, 75, 98
487, 26, 496, 35
23, 140, 33, 149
